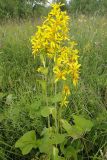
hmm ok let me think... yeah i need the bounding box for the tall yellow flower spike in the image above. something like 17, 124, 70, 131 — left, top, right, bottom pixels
31, 3, 81, 88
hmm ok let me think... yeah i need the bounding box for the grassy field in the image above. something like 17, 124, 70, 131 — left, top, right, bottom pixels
0, 15, 107, 159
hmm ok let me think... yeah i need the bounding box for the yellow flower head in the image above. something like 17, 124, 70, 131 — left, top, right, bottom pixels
31, 3, 81, 88
60, 96, 69, 107
53, 66, 67, 82
63, 85, 70, 96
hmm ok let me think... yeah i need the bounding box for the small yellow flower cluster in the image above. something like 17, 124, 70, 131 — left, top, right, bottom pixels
60, 85, 71, 107
31, 3, 81, 106
53, 43, 81, 86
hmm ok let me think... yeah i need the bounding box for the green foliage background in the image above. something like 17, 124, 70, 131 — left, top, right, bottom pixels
0, 0, 107, 20
69, 0, 107, 15
0, 0, 48, 19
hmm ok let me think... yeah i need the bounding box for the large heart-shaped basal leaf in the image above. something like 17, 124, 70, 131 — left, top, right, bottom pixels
61, 119, 83, 139
38, 127, 54, 154
41, 127, 66, 144
38, 137, 53, 154
68, 125, 83, 139
73, 115, 93, 132
15, 130, 37, 155
61, 116, 93, 139
38, 128, 66, 154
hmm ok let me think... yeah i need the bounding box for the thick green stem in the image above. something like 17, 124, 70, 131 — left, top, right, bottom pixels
55, 82, 58, 133
43, 60, 50, 128
46, 79, 50, 128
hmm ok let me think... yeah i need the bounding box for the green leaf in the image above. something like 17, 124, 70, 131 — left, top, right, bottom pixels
41, 107, 51, 117
61, 119, 82, 139
39, 127, 66, 155
39, 127, 54, 154
61, 119, 72, 134
64, 146, 77, 160
15, 130, 36, 155
52, 147, 65, 160
51, 93, 62, 103
68, 126, 83, 139
29, 100, 41, 118
41, 107, 56, 118
41, 127, 53, 136
73, 115, 93, 132
21, 144, 34, 155
38, 137, 53, 154
61, 117, 93, 139
51, 133, 66, 144
41, 127, 66, 144
52, 147, 59, 160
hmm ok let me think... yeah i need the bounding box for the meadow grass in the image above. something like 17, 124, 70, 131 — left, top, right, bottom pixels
0, 15, 107, 159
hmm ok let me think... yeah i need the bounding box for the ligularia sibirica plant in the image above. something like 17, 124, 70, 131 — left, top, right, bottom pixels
15, 3, 93, 160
